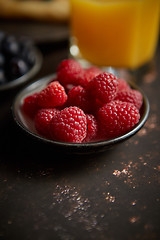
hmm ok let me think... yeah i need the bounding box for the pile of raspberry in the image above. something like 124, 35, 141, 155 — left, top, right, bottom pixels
22, 59, 143, 143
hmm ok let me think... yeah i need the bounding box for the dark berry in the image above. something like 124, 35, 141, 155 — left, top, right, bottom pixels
21, 41, 36, 66
2, 35, 20, 57
8, 57, 29, 80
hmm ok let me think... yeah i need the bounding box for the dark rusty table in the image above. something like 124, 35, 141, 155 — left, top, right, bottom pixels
0, 22, 160, 240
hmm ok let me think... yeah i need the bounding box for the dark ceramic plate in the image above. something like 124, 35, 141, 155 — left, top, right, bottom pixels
12, 74, 150, 154
0, 47, 42, 91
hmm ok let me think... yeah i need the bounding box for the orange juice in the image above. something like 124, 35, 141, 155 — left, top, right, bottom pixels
70, 0, 159, 69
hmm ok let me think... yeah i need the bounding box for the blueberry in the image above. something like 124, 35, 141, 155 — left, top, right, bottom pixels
8, 57, 29, 79
2, 35, 20, 57
21, 41, 36, 66
0, 32, 36, 83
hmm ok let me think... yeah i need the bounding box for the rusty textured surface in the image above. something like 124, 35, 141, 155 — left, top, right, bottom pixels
0, 26, 160, 240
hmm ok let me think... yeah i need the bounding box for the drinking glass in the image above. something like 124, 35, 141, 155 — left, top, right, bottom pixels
69, 0, 160, 78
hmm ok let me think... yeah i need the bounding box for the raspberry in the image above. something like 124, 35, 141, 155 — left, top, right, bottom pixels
22, 92, 39, 118
88, 72, 118, 104
37, 81, 67, 108
34, 108, 60, 137
67, 86, 91, 112
83, 114, 98, 142
114, 89, 143, 110
50, 106, 87, 143
117, 78, 130, 92
56, 59, 83, 86
98, 100, 140, 139
77, 66, 102, 88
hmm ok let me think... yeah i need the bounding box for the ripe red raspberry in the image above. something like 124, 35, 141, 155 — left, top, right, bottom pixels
37, 81, 67, 108
117, 78, 130, 92
88, 72, 118, 104
98, 100, 140, 139
34, 108, 60, 137
22, 93, 39, 118
56, 59, 83, 86
86, 97, 103, 116
77, 66, 102, 88
114, 89, 143, 110
83, 114, 98, 142
50, 106, 87, 143
67, 86, 91, 112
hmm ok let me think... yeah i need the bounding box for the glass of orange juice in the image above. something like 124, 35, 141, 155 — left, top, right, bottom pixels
69, 0, 159, 75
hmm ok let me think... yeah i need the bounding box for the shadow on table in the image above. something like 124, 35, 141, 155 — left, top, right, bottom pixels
0, 109, 115, 179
